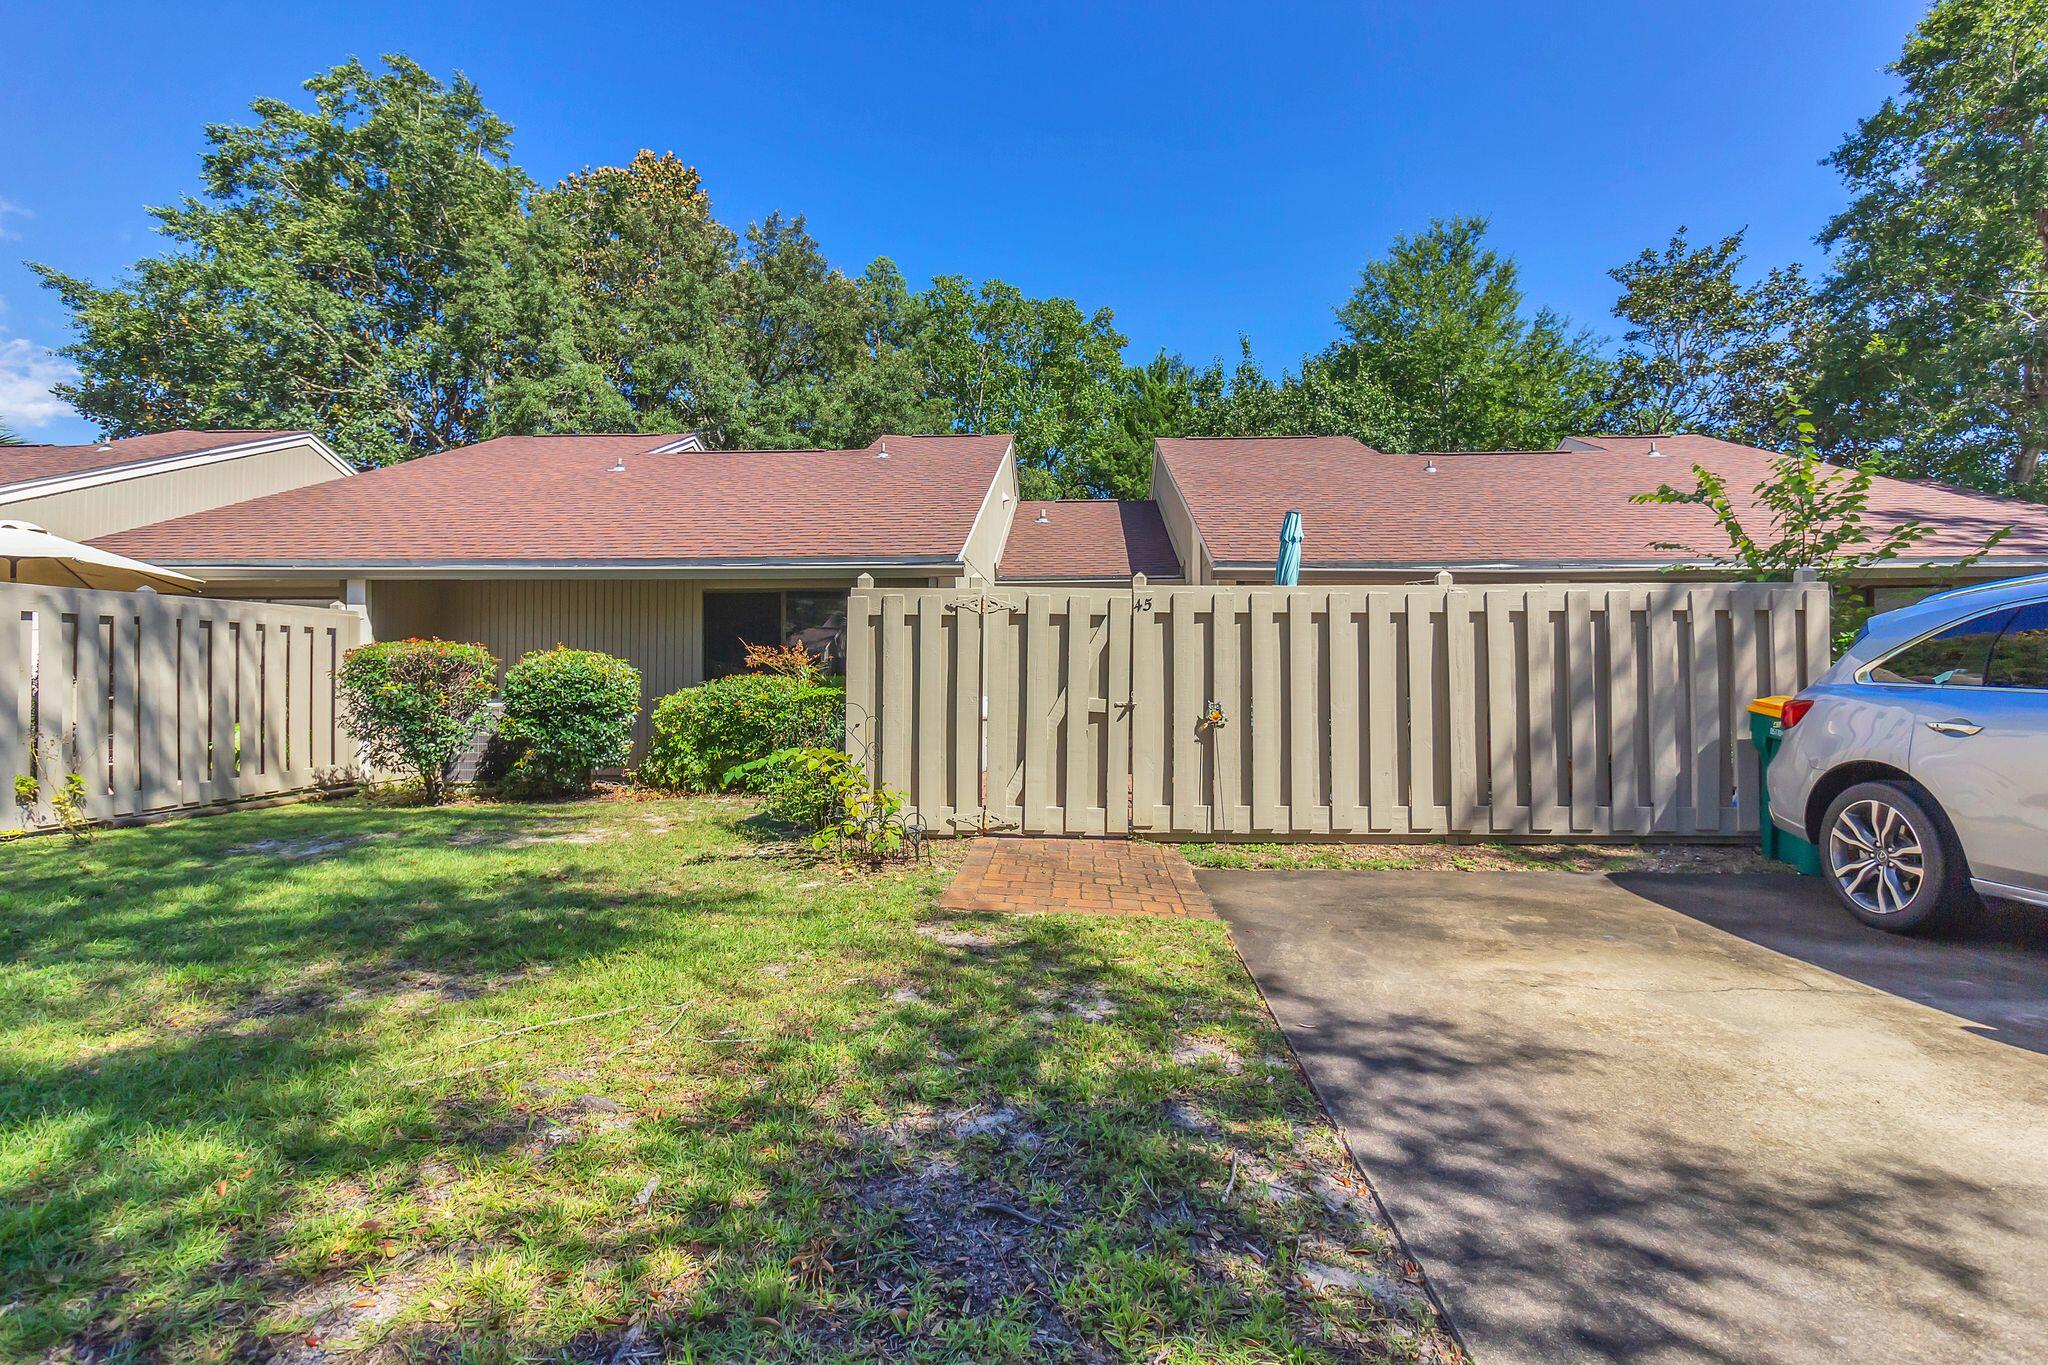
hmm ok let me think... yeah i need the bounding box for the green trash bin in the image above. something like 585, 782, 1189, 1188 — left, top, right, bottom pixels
1747, 696, 1822, 875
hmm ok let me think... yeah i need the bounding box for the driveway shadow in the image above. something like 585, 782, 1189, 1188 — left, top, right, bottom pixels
1614, 872, 2048, 1055
1205, 867, 2048, 1363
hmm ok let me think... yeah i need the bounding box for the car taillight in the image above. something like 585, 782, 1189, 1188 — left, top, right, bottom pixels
1780, 697, 1815, 728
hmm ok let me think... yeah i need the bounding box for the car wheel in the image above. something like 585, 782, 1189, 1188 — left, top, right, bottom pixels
1821, 780, 1972, 934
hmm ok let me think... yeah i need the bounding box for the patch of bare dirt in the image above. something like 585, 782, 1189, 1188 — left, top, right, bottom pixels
227, 832, 399, 861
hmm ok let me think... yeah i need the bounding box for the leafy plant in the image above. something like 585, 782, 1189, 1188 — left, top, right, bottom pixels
50, 773, 93, 845
723, 746, 858, 829
641, 675, 843, 792
13, 774, 36, 811
1632, 396, 2012, 648
741, 640, 822, 682
495, 648, 642, 797
336, 638, 500, 804
809, 768, 916, 868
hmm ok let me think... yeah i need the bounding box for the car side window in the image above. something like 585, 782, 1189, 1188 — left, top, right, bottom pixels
1868, 609, 2013, 687
1987, 601, 2048, 690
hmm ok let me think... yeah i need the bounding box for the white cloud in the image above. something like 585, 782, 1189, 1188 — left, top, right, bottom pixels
0, 197, 27, 241
0, 336, 80, 431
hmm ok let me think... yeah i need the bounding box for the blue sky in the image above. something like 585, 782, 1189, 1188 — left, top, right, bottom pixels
1, 0, 1926, 444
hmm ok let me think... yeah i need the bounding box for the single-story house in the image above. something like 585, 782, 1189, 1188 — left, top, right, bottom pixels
1, 429, 353, 541
99, 432, 1021, 742
91, 426, 2048, 744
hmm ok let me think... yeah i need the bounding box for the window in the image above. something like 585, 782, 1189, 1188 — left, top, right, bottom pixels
701, 589, 848, 678
783, 591, 847, 674
1868, 609, 2012, 687
1988, 601, 2048, 691
702, 591, 781, 679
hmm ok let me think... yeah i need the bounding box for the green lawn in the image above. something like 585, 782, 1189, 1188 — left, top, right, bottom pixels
1, 796, 1457, 1362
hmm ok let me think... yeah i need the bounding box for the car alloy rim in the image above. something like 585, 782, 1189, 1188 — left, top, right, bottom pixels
1829, 798, 1925, 916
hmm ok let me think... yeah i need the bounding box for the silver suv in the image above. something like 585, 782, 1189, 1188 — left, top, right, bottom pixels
1767, 572, 2048, 932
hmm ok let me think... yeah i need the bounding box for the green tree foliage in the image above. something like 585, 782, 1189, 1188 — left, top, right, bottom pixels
0, 422, 23, 446
1633, 399, 2011, 645
34, 57, 533, 467
1331, 217, 1611, 451
909, 277, 1133, 496
1814, 0, 2048, 496
1608, 228, 1820, 445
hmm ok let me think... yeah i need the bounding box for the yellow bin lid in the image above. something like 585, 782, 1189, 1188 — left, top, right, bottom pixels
1747, 695, 1793, 720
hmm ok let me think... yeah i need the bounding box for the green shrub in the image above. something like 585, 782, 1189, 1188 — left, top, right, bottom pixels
496, 647, 643, 797
641, 674, 844, 792
336, 638, 499, 804
724, 746, 857, 828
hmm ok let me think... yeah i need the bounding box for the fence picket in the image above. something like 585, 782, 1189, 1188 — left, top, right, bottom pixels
1328, 592, 1362, 833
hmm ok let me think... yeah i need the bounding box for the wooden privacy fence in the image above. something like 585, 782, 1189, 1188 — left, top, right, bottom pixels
2, 584, 367, 833
845, 577, 1832, 840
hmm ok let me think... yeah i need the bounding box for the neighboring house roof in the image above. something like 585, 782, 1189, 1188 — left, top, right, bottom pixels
1155, 432, 2048, 573
0, 429, 348, 495
997, 501, 1183, 582
99, 432, 1014, 570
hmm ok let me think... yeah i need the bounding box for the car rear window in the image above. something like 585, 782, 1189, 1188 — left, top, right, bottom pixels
1868, 609, 2013, 687
1987, 601, 2048, 690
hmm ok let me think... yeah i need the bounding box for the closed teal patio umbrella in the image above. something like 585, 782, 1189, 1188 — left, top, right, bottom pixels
1275, 510, 1303, 586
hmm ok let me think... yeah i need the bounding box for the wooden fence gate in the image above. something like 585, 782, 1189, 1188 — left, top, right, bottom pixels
3, 584, 368, 833
845, 576, 1831, 840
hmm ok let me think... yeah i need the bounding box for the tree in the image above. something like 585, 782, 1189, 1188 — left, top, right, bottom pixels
907, 276, 1132, 497
35, 56, 537, 467
0, 421, 23, 446
1608, 228, 1820, 445
1331, 217, 1610, 451
727, 215, 938, 450
1633, 398, 2010, 645
498, 150, 747, 439
1815, 0, 2048, 496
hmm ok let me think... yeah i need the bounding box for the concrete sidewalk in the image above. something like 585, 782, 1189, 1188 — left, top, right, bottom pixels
1206, 870, 2048, 1364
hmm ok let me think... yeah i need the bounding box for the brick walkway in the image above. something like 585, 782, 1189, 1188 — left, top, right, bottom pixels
940, 839, 1216, 918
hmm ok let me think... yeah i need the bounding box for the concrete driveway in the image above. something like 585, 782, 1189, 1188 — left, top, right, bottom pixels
1204, 870, 2048, 1363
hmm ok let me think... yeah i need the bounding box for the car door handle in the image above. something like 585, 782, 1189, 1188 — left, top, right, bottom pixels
1926, 719, 1983, 737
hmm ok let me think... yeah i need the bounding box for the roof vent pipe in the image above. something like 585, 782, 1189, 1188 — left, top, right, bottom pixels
1035, 508, 1050, 524
609, 456, 626, 473
1646, 440, 1665, 457
1422, 458, 1437, 474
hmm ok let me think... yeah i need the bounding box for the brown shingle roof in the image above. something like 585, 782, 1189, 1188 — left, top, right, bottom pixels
99, 433, 1013, 567
1156, 433, 2048, 570
1, 429, 311, 488
997, 501, 1183, 582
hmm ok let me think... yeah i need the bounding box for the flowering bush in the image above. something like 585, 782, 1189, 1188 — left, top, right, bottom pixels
640, 675, 843, 792
496, 647, 642, 797
336, 639, 499, 803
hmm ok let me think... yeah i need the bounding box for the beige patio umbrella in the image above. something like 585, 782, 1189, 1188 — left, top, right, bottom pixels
0, 520, 204, 594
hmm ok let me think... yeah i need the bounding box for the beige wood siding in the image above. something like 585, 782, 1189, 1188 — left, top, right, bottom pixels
957, 450, 1019, 584
364, 575, 926, 755
3, 441, 349, 541
1149, 447, 1210, 584
366, 579, 701, 753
